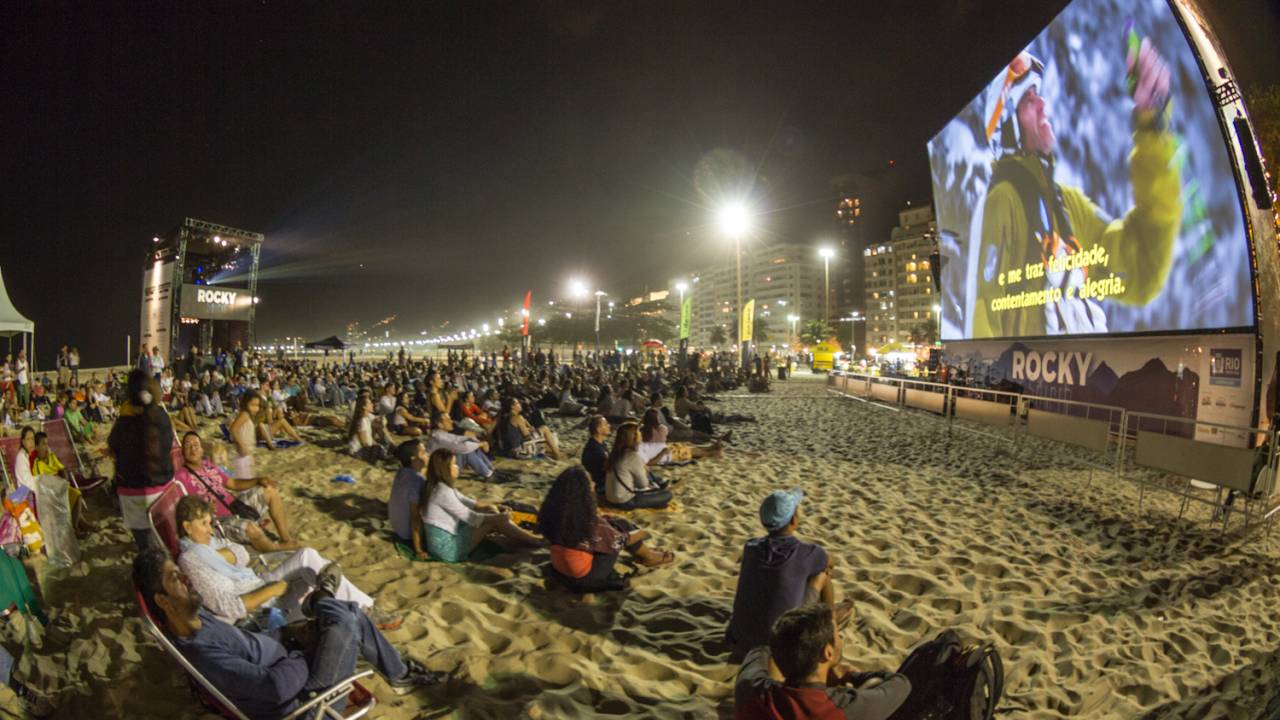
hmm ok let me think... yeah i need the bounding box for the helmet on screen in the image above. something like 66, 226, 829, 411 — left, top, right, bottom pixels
985, 51, 1044, 154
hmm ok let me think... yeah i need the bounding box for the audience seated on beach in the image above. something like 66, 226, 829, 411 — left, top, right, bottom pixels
539, 466, 674, 592
734, 603, 909, 720
376, 382, 399, 418
649, 391, 726, 444
30, 430, 92, 536
457, 389, 495, 433
604, 421, 673, 510
348, 393, 394, 464
172, 431, 298, 553
421, 448, 542, 562
63, 395, 95, 442
388, 440, 433, 559
595, 385, 634, 421
388, 390, 430, 437
725, 489, 853, 662
169, 391, 201, 434
492, 396, 562, 460
581, 415, 611, 497
427, 411, 505, 481
133, 549, 444, 717
173, 496, 400, 630
639, 408, 722, 465
257, 380, 305, 444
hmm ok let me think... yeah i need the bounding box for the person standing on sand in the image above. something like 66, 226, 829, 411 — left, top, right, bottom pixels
734, 603, 909, 720
108, 369, 176, 550
725, 489, 853, 662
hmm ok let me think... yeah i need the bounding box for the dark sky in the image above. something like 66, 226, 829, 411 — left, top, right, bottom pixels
4, 0, 1277, 367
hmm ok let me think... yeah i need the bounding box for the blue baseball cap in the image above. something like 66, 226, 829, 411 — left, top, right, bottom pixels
759, 488, 804, 531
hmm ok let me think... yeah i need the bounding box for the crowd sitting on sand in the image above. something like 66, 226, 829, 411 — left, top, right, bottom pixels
0, 343, 998, 719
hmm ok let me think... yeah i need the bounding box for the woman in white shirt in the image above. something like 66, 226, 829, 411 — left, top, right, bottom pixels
422, 449, 541, 562
605, 422, 673, 510
346, 393, 392, 463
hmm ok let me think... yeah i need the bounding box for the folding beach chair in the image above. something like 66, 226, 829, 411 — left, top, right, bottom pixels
148, 481, 188, 558
42, 418, 110, 496
135, 590, 376, 720
0, 436, 22, 493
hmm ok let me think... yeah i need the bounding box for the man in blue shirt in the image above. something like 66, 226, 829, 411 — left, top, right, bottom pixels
389, 440, 430, 558
133, 549, 445, 719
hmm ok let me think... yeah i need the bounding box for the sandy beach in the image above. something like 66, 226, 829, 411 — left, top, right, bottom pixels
5, 370, 1280, 719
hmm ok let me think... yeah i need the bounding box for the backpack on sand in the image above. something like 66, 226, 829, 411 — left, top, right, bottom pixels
886, 630, 1004, 720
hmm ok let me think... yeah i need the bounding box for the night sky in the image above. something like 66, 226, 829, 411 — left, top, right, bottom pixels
4, 0, 1276, 367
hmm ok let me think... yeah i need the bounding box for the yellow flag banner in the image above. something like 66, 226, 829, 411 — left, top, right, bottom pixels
739, 299, 755, 343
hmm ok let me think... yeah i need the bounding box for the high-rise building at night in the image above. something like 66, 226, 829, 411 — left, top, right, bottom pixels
676, 242, 824, 349
864, 204, 938, 348
830, 174, 868, 354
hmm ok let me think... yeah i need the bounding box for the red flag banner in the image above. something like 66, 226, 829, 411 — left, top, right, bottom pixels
522, 290, 531, 337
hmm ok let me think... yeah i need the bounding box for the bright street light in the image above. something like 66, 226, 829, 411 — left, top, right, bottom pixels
716, 201, 754, 369
568, 279, 588, 299
674, 281, 689, 293
716, 202, 753, 238
818, 245, 836, 323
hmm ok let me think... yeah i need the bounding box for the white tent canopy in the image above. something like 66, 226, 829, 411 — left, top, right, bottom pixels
0, 266, 35, 368
0, 267, 33, 336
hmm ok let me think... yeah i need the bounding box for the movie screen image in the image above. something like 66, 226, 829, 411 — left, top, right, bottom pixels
929, 0, 1253, 341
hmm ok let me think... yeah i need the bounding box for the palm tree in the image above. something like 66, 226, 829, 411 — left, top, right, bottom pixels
752, 313, 771, 343
799, 319, 834, 346
709, 325, 728, 346
908, 318, 938, 346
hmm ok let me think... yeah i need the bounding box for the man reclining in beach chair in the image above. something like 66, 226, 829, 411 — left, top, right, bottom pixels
133, 549, 446, 719
725, 489, 853, 662
734, 603, 910, 720
173, 496, 401, 631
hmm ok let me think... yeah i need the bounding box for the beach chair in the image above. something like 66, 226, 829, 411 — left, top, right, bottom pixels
41, 418, 110, 496
148, 481, 188, 557
135, 590, 376, 720
0, 436, 22, 493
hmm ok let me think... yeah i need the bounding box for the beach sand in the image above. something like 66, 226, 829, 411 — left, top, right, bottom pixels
6, 371, 1280, 718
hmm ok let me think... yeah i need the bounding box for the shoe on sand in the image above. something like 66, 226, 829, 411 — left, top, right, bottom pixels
388, 659, 450, 695
316, 562, 343, 596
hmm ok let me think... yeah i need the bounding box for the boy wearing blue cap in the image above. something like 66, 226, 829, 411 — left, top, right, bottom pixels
724, 488, 852, 660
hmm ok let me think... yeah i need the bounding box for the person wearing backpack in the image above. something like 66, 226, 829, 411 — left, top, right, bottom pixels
734, 603, 909, 720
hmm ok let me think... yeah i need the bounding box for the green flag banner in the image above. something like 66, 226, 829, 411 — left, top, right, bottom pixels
679, 296, 692, 340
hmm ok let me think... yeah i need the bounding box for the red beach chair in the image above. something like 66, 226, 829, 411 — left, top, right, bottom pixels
42, 418, 109, 496
134, 590, 376, 719
147, 481, 188, 558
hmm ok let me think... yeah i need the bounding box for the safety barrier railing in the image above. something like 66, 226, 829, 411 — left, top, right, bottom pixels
822, 377, 1280, 537
1019, 396, 1126, 483
1119, 411, 1279, 534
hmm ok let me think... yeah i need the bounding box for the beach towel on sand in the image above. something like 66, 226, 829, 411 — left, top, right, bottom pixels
393, 537, 506, 563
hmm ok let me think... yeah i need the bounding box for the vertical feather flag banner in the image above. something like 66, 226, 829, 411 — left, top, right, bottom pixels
521, 291, 531, 337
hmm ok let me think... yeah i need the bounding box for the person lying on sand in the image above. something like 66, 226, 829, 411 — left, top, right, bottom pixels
725, 489, 854, 662
734, 603, 909, 720
172, 431, 299, 553
539, 466, 675, 583
639, 408, 722, 465
174, 496, 400, 629
421, 448, 543, 562
134, 549, 445, 717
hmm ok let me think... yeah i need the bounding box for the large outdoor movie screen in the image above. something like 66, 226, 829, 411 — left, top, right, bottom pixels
930, 0, 1253, 341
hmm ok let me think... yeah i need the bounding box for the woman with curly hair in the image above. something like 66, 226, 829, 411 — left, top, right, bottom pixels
539, 466, 673, 585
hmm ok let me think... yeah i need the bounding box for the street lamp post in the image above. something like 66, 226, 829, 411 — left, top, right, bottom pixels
718, 203, 753, 369
675, 280, 689, 364
594, 290, 606, 357
819, 246, 835, 323
787, 314, 799, 348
